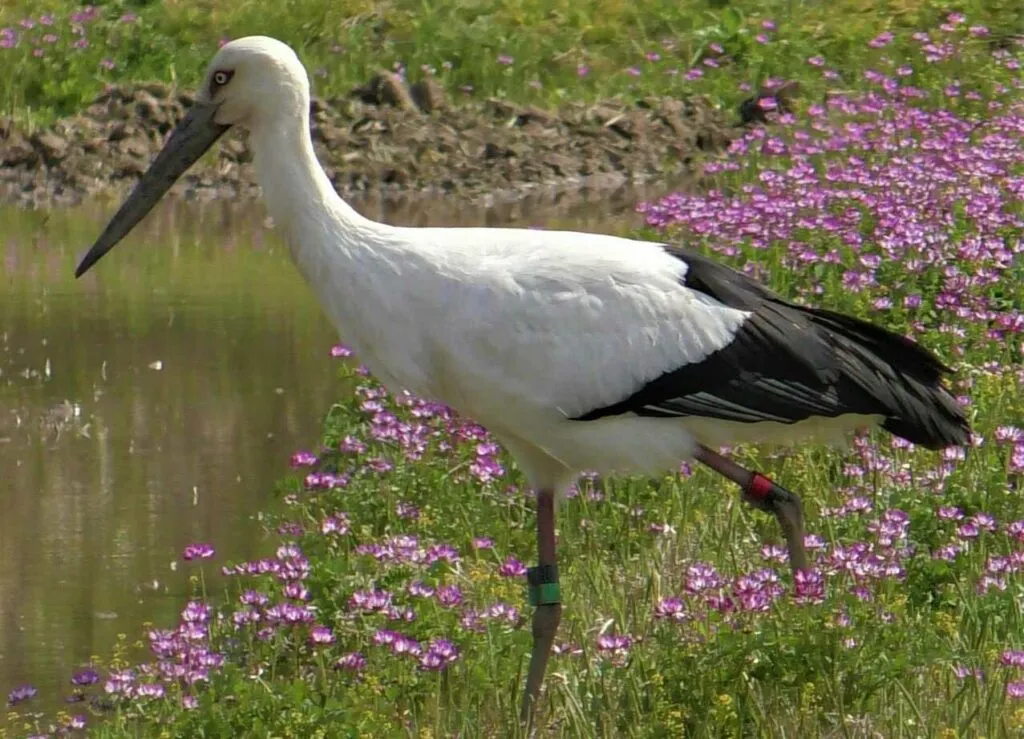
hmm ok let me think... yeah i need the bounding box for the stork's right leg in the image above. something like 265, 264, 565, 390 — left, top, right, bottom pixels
693, 444, 809, 574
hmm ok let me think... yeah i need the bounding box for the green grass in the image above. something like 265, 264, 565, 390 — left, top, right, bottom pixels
1, 0, 1023, 126
40, 361, 1024, 738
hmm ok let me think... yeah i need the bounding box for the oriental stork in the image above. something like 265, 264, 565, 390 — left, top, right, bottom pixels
74, 37, 971, 728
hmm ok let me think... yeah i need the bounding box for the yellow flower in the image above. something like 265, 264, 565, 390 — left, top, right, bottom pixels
933, 611, 957, 637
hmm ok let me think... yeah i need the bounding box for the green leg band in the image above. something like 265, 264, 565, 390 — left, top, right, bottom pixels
526, 565, 561, 606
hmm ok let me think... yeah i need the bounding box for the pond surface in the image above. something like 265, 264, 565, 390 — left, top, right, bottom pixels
0, 184, 656, 718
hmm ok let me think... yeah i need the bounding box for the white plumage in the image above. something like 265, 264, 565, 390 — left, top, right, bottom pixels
282, 218, 753, 487
74, 36, 971, 725
253, 107, 883, 493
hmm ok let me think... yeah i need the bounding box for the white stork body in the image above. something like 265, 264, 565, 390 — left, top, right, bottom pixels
270, 172, 872, 491
250, 111, 901, 493
75, 36, 971, 726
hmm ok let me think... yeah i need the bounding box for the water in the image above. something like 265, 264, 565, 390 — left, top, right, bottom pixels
0, 186, 653, 718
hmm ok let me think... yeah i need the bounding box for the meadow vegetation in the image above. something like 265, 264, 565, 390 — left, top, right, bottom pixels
3, 1, 1024, 737
0, 0, 1021, 126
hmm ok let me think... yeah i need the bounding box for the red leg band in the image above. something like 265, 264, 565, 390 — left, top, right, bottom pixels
747, 472, 774, 501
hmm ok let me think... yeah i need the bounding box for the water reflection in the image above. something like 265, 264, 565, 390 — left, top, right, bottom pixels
0, 202, 342, 719
0, 187, 651, 718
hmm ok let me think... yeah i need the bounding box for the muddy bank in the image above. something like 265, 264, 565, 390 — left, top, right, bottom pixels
0, 75, 739, 208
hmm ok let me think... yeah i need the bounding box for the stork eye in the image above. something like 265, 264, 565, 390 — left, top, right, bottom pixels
210, 70, 234, 93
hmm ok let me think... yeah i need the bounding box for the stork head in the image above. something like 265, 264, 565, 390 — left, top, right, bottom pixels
74, 36, 310, 278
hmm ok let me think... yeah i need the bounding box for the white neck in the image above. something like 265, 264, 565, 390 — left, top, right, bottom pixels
249, 113, 382, 251
245, 111, 430, 391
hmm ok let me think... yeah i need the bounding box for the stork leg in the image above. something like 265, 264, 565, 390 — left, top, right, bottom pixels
693, 444, 810, 574
519, 487, 561, 731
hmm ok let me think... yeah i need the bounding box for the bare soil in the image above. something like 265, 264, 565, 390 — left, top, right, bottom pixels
0, 74, 742, 208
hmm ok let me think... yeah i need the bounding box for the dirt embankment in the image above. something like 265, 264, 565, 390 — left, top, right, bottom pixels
0, 73, 744, 208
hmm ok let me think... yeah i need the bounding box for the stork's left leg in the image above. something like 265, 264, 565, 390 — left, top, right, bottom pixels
693, 444, 810, 574
519, 488, 561, 730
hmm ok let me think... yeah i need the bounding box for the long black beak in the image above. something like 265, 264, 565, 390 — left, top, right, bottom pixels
74, 102, 231, 278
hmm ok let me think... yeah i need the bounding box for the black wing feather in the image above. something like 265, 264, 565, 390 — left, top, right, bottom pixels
573, 245, 971, 450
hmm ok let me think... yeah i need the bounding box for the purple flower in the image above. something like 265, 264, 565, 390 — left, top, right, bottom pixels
1001, 650, 1024, 667
498, 556, 527, 577
793, 569, 826, 605
373, 629, 419, 655
970, 513, 997, 532
103, 670, 135, 696
408, 581, 435, 598
553, 642, 584, 657
596, 633, 633, 654
71, 667, 99, 686
953, 664, 983, 681
436, 584, 463, 607
7, 684, 36, 706
474, 601, 520, 626
65, 715, 87, 729
868, 32, 894, 48
352, 588, 392, 611
283, 581, 310, 601
685, 562, 724, 593
1009, 682, 1024, 699
181, 601, 212, 624
335, 652, 367, 671
182, 543, 215, 561
419, 651, 447, 670
419, 638, 460, 670
266, 602, 315, 625
321, 513, 350, 535
330, 343, 353, 358
136, 683, 165, 699
654, 597, 689, 622
232, 608, 261, 628
497, 54, 514, 65
937, 506, 964, 520
424, 543, 460, 565
290, 450, 318, 467
240, 590, 269, 607
339, 436, 366, 454
469, 454, 504, 483
309, 626, 335, 646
